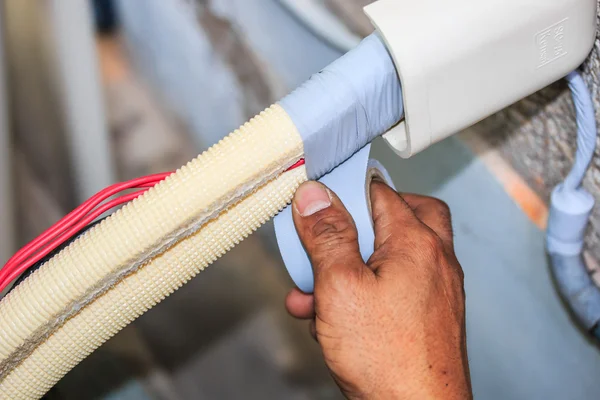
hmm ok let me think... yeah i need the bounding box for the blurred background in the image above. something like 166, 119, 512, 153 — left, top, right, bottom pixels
1, 0, 600, 399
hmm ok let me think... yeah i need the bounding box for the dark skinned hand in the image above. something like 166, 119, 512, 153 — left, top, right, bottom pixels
285, 179, 472, 399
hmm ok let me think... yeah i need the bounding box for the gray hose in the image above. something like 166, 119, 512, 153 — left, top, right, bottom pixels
563, 72, 597, 191
547, 70, 600, 341
549, 253, 600, 331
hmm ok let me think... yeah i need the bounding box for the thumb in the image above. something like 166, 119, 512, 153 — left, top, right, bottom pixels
292, 181, 368, 283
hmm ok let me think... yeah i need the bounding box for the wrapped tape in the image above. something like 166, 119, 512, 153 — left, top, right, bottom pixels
274, 143, 396, 293
279, 33, 403, 179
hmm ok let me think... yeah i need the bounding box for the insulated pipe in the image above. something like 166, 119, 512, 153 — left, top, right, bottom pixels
0, 33, 403, 399
547, 71, 600, 341
549, 254, 600, 332
1, 161, 308, 399
562, 72, 598, 192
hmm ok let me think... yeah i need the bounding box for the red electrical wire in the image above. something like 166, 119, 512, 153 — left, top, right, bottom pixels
4, 172, 171, 270
288, 159, 305, 170
0, 159, 306, 293
0, 174, 170, 292
0, 189, 149, 290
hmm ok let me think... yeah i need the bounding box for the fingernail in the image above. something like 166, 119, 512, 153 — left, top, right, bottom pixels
294, 181, 331, 217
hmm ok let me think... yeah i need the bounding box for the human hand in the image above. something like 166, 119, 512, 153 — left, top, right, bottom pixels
285, 180, 472, 399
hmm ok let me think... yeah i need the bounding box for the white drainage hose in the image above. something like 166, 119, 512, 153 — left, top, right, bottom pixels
0, 33, 402, 399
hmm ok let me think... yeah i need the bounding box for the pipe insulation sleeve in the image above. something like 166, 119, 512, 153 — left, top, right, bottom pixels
0, 34, 405, 398
0, 105, 304, 391
0, 166, 308, 399
279, 33, 403, 179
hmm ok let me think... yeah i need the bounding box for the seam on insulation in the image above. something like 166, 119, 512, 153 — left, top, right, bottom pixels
0, 166, 307, 399
0, 104, 303, 379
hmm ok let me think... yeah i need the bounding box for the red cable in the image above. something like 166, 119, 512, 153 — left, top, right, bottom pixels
4, 173, 171, 270
1, 159, 306, 292
0, 189, 149, 291
288, 159, 305, 170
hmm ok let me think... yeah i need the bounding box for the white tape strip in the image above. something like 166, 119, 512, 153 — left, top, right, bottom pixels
274, 143, 395, 293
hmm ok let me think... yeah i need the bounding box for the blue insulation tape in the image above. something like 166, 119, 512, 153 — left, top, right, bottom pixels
274, 144, 396, 293
279, 33, 403, 179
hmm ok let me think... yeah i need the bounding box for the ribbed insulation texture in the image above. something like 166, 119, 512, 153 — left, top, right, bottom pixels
0, 104, 306, 399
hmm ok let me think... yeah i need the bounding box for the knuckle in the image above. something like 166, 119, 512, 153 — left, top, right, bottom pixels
446, 261, 467, 302
423, 198, 454, 239
316, 264, 366, 301
320, 263, 358, 287
418, 230, 445, 261
311, 213, 357, 248
452, 258, 466, 282
430, 198, 452, 221
431, 197, 451, 213
456, 265, 465, 282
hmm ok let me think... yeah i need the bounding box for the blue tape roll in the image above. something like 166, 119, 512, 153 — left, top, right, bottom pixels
274, 144, 396, 293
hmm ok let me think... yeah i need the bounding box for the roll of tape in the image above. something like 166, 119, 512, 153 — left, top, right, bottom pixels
274, 144, 396, 293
